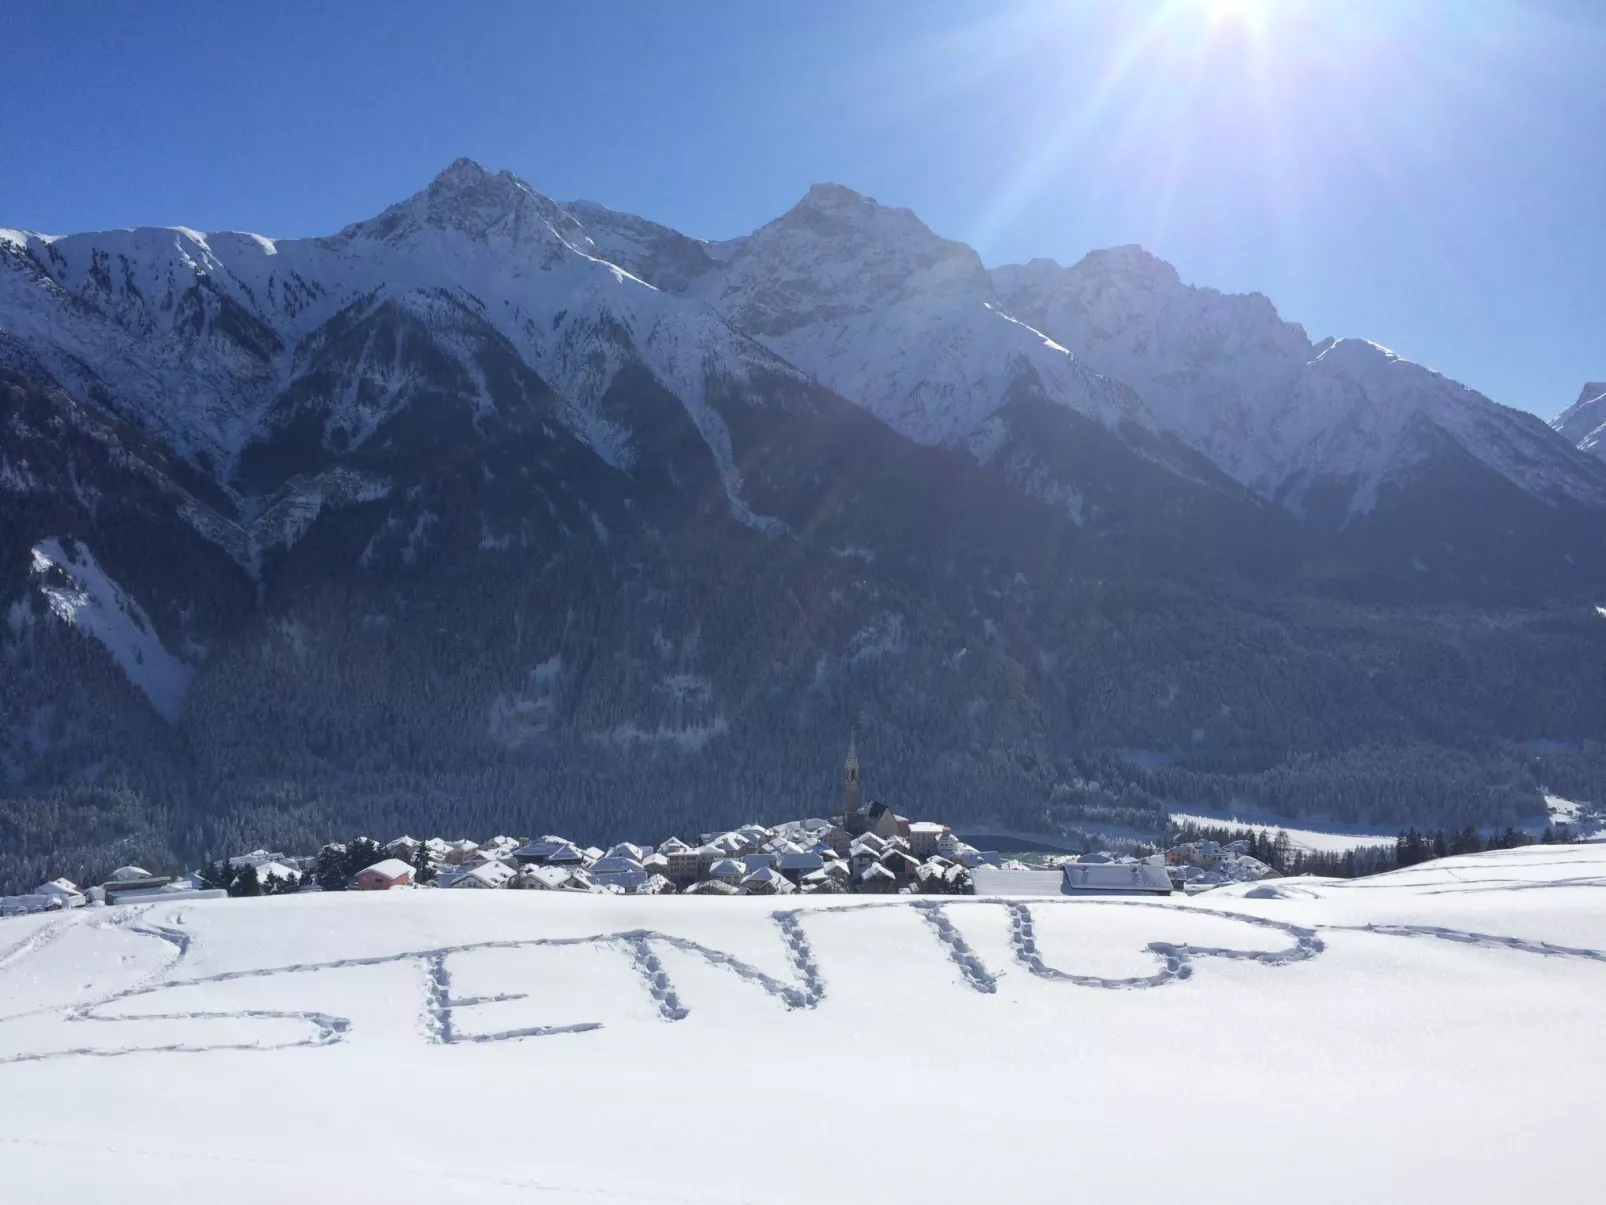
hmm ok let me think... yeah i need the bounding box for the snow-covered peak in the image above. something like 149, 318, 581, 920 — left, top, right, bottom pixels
989, 246, 1312, 459
333, 157, 586, 253
689, 187, 1145, 446
1553, 381, 1606, 459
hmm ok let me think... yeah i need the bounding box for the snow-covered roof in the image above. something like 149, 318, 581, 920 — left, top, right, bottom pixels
605, 842, 646, 862
969, 868, 1065, 897
658, 837, 691, 854
686, 880, 739, 895
777, 851, 824, 871
450, 862, 516, 888
518, 865, 573, 889
908, 822, 949, 835
110, 865, 153, 881
709, 858, 745, 876
34, 878, 81, 896
1061, 862, 1172, 894
861, 863, 895, 882
445, 839, 478, 852
252, 861, 301, 882
589, 856, 645, 876
360, 858, 415, 880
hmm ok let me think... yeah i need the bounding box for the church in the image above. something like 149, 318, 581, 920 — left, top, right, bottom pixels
839, 732, 908, 843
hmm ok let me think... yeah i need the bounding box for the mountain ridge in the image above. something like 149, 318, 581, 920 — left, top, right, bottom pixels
2, 158, 1604, 891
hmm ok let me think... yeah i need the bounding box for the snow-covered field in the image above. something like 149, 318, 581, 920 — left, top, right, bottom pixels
1170, 811, 1399, 853
2, 845, 1603, 1204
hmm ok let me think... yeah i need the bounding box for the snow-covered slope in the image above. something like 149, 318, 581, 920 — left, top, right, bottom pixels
688, 184, 1151, 447
27, 537, 193, 722
992, 251, 1606, 515
0, 161, 805, 529
1265, 338, 1606, 515
1553, 380, 1606, 459
7, 163, 1601, 527
991, 246, 1312, 463
2, 845, 1603, 1204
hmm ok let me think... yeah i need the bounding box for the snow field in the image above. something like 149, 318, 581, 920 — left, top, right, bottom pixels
0, 847, 1603, 1204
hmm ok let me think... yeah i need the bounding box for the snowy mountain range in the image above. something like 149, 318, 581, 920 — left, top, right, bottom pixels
6, 159, 1602, 531
2, 158, 1604, 884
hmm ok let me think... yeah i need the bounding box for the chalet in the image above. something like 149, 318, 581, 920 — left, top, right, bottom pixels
355, 859, 415, 890
858, 862, 897, 893
442, 840, 481, 866
824, 825, 852, 856
513, 839, 567, 865
638, 873, 677, 895
658, 836, 692, 856
33, 879, 85, 908
642, 852, 671, 878
589, 856, 648, 892
936, 831, 964, 860
709, 858, 746, 886
742, 852, 777, 873
384, 836, 421, 861
740, 866, 796, 896
448, 862, 516, 889
777, 850, 825, 884
514, 865, 573, 890
546, 843, 587, 867
879, 849, 922, 881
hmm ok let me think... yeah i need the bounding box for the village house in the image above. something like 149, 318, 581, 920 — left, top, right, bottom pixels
355, 859, 415, 890
709, 858, 746, 886
740, 866, 795, 896
447, 862, 517, 889
589, 856, 648, 892
442, 840, 481, 866
664, 848, 701, 886
33, 878, 85, 908
907, 822, 950, 859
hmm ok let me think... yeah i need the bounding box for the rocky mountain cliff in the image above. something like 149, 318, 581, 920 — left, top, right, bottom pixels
1554, 381, 1606, 459
2, 160, 1603, 890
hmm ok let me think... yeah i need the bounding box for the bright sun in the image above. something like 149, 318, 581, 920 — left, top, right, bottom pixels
1188, 0, 1273, 27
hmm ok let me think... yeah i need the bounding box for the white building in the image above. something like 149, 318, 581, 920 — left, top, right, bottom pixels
447, 862, 516, 889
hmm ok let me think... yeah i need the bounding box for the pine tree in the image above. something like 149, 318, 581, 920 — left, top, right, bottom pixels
412, 844, 437, 884
229, 865, 261, 898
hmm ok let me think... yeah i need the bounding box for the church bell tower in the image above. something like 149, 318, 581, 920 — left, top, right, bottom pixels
844, 730, 861, 817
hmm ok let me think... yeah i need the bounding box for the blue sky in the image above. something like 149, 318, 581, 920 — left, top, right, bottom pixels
2, 0, 1601, 416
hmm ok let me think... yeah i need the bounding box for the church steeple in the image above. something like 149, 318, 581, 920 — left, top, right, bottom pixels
844, 729, 861, 816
